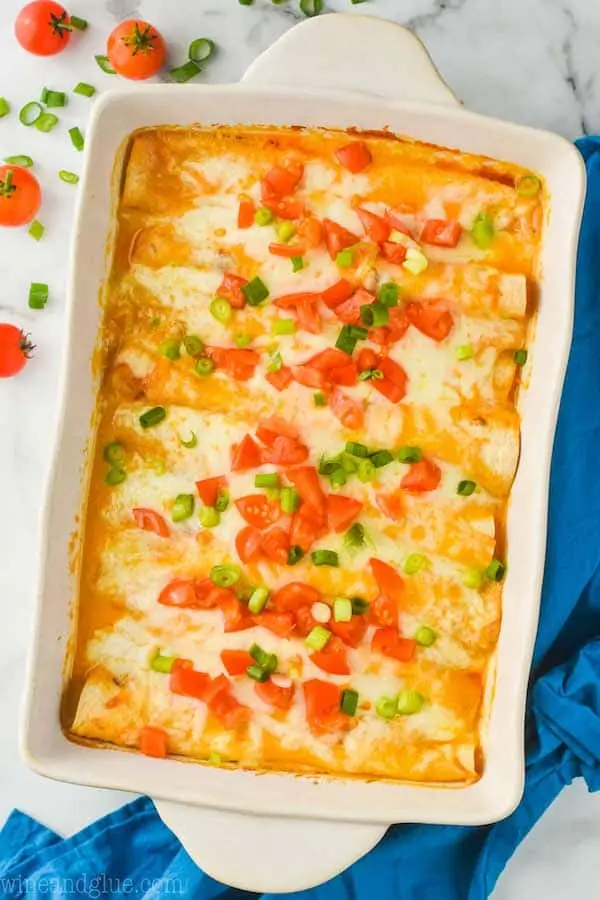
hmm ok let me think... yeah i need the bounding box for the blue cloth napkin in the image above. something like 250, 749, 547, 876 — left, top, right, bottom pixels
3, 137, 600, 900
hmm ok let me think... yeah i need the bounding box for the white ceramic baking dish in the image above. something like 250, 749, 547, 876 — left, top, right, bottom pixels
21, 13, 585, 894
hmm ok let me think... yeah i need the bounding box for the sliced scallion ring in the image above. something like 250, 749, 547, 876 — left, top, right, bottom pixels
41, 88, 66, 108
35, 113, 59, 133
516, 174, 542, 197
139, 406, 166, 429
73, 82, 96, 98
210, 564, 241, 588
69, 126, 84, 151
19, 101, 43, 126
179, 431, 198, 449
189, 38, 215, 63
59, 170, 79, 184
103, 441, 126, 465
95, 55, 116, 75
4, 155, 33, 167
28, 282, 48, 309
299, 0, 324, 16
105, 467, 126, 486
28, 219, 44, 241
170, 61, 201, 83
0, 98, 10, 118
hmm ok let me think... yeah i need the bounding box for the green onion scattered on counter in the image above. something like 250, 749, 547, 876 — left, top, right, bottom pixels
41, 87, 66, 107
35, 113, 59, 132
378, 282, 399, 307
95, 55, 116, 75
103, 442, 126, 465
139, 406, 166, 429
28, 282, 48, 309
170, 61, 201, 83
300, 0, 324, 16
248, 587, 269, 614
340, 688, 359, 716
59, 170, 79, 184
396, 689, 425, 715
172, 493, 195, 522
4, 155, 33, 167
397, 445, 422, 463
198, 506, 220, 528
311, 549, 339, 567
179, 431, 198, 449
73, 82, 96, 98
195, 357, 215, 376
305, 626, 331, 651
19, 101, 42, 126
457, 479, 476, 496
159, 338, 181, 360
211, 564, 241, 588
69, 126, 84, 150
189, 38, 215, 63
0, 98, 9, 118
287, 545, 304, 566
28, 219, 44, 241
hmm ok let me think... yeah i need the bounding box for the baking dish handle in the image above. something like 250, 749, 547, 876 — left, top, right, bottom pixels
242, 13, 459, 108
154, 799, 385, 893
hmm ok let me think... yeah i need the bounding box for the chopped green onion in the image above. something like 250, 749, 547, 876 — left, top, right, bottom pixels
170, 60, 201, 83
70, 15, 88, 30
313, 390, 326, 407
266, 350, 282, 373
378, 282, 399, 307
340, 456, 356, 476
35, 113, 59, 133
210, 297, 232, 324
276, 221, 296, 242
486, 558, 506, 582
287, 545, 305, 565
358, 368, 383, 381
41, 88, 66, 108
179, 431, 198, 449
103, 441, 125, 465
370, 449, 394, 468
357, 458, 376, 482
95, 55, 116, 75
104, 467, 126, 486
249, 643, 278, 674
516, 174, 542, 197
340, 688, 359, 716
291, 256, 304, 273
305, 626, 331, 651
329, 467, 347, 489
272, 318, 296, 335
215, 489, 230, 512
59, 170, 79, 184
28, 219, 44, 241
397, 446, 422, 463
347, 324, 368, 339
471, 212, 495, 249
151, 459, 166, 476
246, 663, 269, 682
280, 486, 300, 514
255, 206, 274, 226
404, 553, 428, 575
311, 549, 339, 567
198, 506, 220, 528
242, 276, 269, 306
457, 479, 476, 496
345, 441, 369, 458
514, 348, 528, 366
4, 155, 33, 167
456, 343, 474, 361
333, 597, 352, 623
68, 126, 84, 150
211, 564, 241, 588
28, 282, 48, 310
239, 0, 254, 4
300, 0, 324, 17
183, 334, 204, 356
73, 82, 96, 98
463, 567, 484, 590
350, 596, 370, 615
255, 472, 280, 489
360, 302, 389, 327
396, 689, 425, 715
265, 486, 281, 502
234, 332, 251, 348
0, 98, 9, 118
159, 338, 181, 361
376, 696, 398, 720
151, 652, 175, 674
336, 249, 354, 268
172, 494, 195, 522
195, 357, 215, 376
19, 101, 43, 126
248, 587, 269, 614
415, 626, 437, 647
344, 523, 368, 551
319, 454, 343, 476
139, 406, 166, 429
207, 751, 222, 764
335, 325, 358, 355
189, 38, 215, 63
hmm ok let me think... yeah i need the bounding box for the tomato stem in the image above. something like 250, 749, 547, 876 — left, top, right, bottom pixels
123, 23, 159, 56
49, 12, 72, 37
20, 332, 36, 358
0, 169, 16, 198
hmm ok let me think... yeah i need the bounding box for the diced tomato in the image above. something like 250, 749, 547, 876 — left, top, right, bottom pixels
375, 491, 405, 522
220, 649, 254, 676
294, 605, 319, 637
263, 193, 305, 220
296, 302, 322, 334
328, 362, 357, 387
192, 578, 224, 609
420, 219, 462, 248
261, 526, 290, 565
291, 365, 329, 390
356, 208, 391, 243
231, 434, 262, 471
290, 503, 324, 552
255, 679, 295, 710
334, 141, 372, 174
381, 242, 408, 265
158, 578, 197, 608
274, 291, 321, 309
285, 466, 326, 517
370, 306, 410, 346
220, 594, 252, 632
356, 347, 380, 371
262, 435, 309, 466
369, 594, 398, 627
256, 416, 300, 445
330, 387, 364, 430
132, 508, 169, 538
370, 558, 405, 604
169, 667, 211, 700
209, 687, 250, 729
405, 299, 454, 342
297, 217, 323, 249
323, 219, 360, 259
330, 614, 367, 648
304, 348, 350, 371
272, 582, 321, 612
171, 657, 193, 672
210, 347, 260, 381
235, 495, 282, 530
303, 679, 347, 734
195, 476, 226, 508
237, 198, 255, 230
372, 377, 405, 404
253, 611, 296, 638
384, 207, 414, 235
266, 366, 293, 392
235, 526, 263, 563
216, 273, 248, 310
326, 494, 363, 533
269, 242, 308, 258
379, 357, 408, 394
372, 627, 416, 662
263, 163, 304, 196
139, 725, 168, 759
335, 287, 375, 325
321, 278, 355, 310
400, 458, 442, 492
202, 674, 230, 705
311, 636, 350, 675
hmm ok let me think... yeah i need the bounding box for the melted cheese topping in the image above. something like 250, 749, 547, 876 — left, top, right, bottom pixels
68, 125, 543, 784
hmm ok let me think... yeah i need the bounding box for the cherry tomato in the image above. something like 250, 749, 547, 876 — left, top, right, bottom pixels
15, 1, 71, 56
0, 325, 35, 378
0, 166, 41, 227
107, 19, 166, 80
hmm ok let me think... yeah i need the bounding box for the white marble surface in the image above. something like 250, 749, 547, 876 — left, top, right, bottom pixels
0, 0, 599, 895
